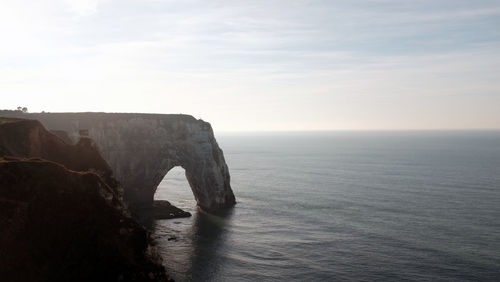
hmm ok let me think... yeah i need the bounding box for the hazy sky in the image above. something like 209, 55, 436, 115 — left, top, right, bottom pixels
1, 0, 499, 131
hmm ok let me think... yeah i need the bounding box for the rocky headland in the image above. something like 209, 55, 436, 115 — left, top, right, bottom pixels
0, 111, 237, 281
0, 111, 236, 214
0, 117, 173, 281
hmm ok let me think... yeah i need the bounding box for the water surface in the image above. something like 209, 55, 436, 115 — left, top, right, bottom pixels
154, 131, 500, 281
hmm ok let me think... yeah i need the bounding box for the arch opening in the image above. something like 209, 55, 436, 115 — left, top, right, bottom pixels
154, 166, 197, 213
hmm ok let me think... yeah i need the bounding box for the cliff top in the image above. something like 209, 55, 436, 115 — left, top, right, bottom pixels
0, 110, 201, 123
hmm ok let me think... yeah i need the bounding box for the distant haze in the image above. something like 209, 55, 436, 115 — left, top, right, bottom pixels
1, 0, 499, 131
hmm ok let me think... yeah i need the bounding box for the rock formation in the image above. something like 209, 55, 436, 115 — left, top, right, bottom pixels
0, 118, 172, 281
0, 111, 236, 213
0, 117, 118, 192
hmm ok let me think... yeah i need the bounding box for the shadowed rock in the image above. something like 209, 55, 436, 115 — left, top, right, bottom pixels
0, 117, 118, 193
0, 158, 173, 282
49, 129, 72, 144
0, 118, 173, 281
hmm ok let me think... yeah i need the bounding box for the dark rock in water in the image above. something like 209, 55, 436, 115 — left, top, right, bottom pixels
131, 200, 191, 226
152, 200, 192, 219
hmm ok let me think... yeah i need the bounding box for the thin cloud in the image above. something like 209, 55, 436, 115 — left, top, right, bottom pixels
0, 0, 499, 130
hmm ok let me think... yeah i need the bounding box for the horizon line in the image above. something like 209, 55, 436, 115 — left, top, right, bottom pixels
2, 110, 499, 132
217, 128, 500, 133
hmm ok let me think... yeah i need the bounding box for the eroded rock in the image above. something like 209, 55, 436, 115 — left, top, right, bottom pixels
0, 118, 173, 281
0, 111, 236, 213
0, 158, 173, 282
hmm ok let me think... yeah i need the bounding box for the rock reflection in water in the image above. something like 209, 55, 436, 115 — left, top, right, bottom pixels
153, 209, 234, 282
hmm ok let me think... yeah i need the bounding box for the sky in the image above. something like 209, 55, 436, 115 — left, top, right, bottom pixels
1, 0, 499, 131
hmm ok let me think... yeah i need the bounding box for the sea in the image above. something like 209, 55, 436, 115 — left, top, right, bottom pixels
152, 131, 500, 282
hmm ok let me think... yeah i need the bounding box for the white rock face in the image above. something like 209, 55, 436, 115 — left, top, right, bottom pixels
0, 112, 236, 212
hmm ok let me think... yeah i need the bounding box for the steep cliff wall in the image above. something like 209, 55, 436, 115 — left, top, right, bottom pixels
0, 111, 236, 212
0, 158, 172, 282
0, 118, 173, 281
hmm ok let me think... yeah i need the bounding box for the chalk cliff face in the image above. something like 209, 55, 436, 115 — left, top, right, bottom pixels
0, 111, 236, 212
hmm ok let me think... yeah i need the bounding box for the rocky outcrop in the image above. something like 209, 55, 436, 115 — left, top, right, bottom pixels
0, 111, 236, 212
0, 158, 172, 282
0, 117, 118, 194
132, 200, 192, 226
0, 118, 172, 281
49, 129, 72, 144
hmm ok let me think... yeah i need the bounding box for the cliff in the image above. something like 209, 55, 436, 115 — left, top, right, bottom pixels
0, 111, 236, 213
0, 158, 172, 282
0, 117, 118, 195
0, 118, 172, 281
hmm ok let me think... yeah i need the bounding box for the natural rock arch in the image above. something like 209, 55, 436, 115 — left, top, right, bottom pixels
0, 111, 236, 212
153, 166, 191, 201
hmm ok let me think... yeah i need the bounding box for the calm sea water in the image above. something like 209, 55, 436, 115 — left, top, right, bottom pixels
153, 131, 500, 282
